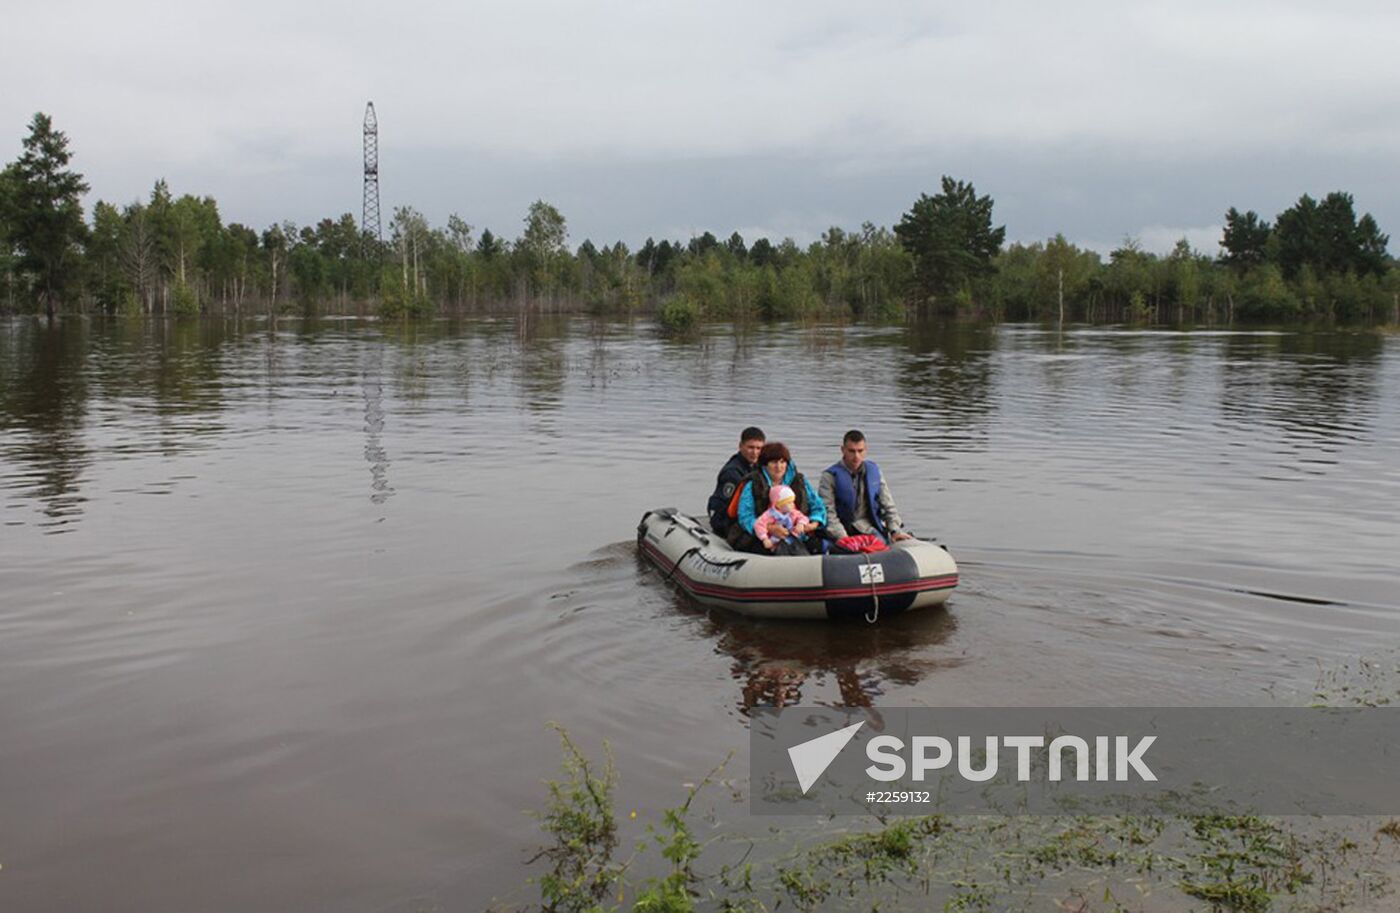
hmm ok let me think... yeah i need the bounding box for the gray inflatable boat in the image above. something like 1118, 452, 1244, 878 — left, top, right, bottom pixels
638, 508, 958, 621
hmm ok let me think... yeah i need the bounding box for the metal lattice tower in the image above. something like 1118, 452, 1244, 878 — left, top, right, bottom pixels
362, 102, 381, 246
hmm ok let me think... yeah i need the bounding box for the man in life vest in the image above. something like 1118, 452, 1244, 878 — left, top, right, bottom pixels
819, 429, 914, 544
707, 426, 765, 534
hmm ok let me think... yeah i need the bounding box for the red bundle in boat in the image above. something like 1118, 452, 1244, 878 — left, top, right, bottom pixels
834, 534, 888, 554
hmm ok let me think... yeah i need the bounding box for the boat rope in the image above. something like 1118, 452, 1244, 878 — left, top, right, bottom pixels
665, 546, 702, 584
864, 562, 881, 624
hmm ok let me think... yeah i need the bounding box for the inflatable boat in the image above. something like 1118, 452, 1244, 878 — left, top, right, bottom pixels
638, 508, 958, 621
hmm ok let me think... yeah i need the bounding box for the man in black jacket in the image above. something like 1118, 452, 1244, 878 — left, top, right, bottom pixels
707, 426, 765, 534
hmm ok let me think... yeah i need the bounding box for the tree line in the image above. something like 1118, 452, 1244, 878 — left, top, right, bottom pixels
2, 112, 1397, 323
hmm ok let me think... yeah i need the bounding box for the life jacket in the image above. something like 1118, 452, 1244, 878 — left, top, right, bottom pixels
708, 452, 753, 533
825, 459, 884, 536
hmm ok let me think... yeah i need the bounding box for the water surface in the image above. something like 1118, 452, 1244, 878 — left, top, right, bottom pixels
2, 316, 1398, 910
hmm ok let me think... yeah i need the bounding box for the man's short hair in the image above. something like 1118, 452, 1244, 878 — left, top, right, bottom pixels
843, 429, 866, 445
741, 426, 766, 444
758, 441, 791, 466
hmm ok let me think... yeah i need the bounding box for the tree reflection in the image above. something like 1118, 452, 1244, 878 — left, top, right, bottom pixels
1218, 330, 1384, 448
895, 320, 998, 456
513, 313, 570, 417
0, 318, 91, 530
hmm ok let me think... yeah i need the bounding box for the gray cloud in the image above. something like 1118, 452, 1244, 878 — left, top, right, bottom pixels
6, 1, 1397, 254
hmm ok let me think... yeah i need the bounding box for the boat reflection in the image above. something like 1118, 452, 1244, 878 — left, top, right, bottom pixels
673, 585, 963, 715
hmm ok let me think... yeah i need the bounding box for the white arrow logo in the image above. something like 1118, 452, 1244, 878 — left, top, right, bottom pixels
787, 721, 866, 794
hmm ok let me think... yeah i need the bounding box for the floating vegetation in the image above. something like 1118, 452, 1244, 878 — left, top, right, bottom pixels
1311, 654, 1400, 708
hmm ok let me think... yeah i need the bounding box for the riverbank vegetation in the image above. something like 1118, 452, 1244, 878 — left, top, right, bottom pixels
502, 728, 1399, 913
3, 113, 1398, 325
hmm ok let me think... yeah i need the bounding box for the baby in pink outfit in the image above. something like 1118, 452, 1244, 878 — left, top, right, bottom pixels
753, 484, 810, 551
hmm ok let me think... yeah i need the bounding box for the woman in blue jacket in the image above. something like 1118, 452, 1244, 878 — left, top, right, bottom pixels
727, 441, 827, 554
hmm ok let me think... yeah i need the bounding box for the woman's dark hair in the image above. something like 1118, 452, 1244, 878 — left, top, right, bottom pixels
758, 441, 791, 467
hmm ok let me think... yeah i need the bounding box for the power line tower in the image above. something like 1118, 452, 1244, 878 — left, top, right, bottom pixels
362, 102, 381, 248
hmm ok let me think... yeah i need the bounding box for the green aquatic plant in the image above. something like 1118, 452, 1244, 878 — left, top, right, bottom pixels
631, 758, 730, 913
1175, 816, 1311, 912
524, 728, 733, 913
530, 725, 623, 913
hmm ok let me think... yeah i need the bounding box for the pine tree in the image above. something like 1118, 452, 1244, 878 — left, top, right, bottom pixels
1219, 207, 1272, 273
3, 113, 90, 317
895, 177, 1006, 303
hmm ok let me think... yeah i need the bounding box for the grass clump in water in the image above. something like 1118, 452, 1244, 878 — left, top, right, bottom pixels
630, 778, 713, 913
1311, 655, 1400, 707
518, 725, 730, 913
1175, 816, 1311, 913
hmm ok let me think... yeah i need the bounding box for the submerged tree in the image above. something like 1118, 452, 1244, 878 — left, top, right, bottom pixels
895, 176, 1005, 303
389, 205, 431, 301
86, 200, 127, 312
2, 113, 90, 318
517, 200, 568, 296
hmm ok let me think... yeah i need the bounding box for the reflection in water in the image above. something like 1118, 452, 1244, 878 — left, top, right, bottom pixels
361, 351, 394, 506
654, 574, 963, 715
515, 314, 568, 415
1219, 331, 1383, 449
582, 319, 628, 390
384, 323, 431, 404
896, 321, 998, 456
0, 319, 90, 531
149, 319, 230, 418
714, 610, 962, 715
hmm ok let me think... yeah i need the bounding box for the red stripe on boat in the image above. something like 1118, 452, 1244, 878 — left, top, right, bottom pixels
640, 539, 958, 602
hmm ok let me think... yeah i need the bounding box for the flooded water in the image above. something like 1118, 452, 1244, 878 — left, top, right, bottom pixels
2, 315, 1398, 911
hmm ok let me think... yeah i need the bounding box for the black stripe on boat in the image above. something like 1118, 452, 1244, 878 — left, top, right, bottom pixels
821, 549, 920, 620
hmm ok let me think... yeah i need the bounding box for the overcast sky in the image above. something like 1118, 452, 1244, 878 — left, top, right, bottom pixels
7, 1, 1399, 255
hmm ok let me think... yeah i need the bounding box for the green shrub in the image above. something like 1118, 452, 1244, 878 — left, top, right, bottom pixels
676, 258, 726, 316
171, 282, 200, 316
1127, 290, 1153, 322
377, 266, 434, 318
1236, 264, 1299, 319
657, 293, 701, 333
